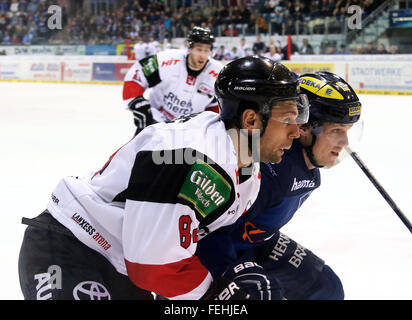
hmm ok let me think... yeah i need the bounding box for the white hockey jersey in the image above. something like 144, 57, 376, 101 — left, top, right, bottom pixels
47, 112, 261, 300
133, 41, 151, 61
123, 49, 223, 122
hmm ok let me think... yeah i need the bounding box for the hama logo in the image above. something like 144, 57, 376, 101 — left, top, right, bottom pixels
291, 177, 315, 191
179, 160, 231, 217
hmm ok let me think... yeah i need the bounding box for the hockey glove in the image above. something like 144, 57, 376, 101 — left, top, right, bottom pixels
210, 261, 284, 300
128, 96, 154, 131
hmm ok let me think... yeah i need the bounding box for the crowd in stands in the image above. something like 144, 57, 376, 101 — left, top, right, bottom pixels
211, 35, 399, 62
0, 0, 70, 45
0, 0, 403, 55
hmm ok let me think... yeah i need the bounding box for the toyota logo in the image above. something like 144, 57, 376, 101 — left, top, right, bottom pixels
73, 281, 111, 300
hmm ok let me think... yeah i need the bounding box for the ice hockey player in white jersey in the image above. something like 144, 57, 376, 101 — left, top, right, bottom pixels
123, 26, 224, 135
133, 36, 151, 61
18, 56, 309, 300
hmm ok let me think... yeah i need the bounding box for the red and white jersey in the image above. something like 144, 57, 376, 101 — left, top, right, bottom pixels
123, 49, 223, 122
46, 112, 261, 299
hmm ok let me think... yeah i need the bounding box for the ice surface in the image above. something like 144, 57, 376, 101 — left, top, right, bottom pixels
1, 82, 411, 300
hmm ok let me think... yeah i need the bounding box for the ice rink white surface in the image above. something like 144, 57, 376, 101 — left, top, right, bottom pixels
1, 82, 412, 300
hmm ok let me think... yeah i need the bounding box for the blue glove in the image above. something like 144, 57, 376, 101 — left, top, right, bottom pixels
212, 261, 284, 300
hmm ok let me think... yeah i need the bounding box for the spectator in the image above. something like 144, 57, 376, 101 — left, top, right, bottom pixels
256, 14, 268, 34
377, 43, 388, 54
271, 7, 283, 35
389, 45, 399, 54
227, 46, 242, 60
300, 38, 314, 55
1, 31, 10, 44
334, 44, 349, 54
239, 37, 253, 57
0, 0, 9, 13
22, 29, 34, 45
324, 46, 335, 55
234, 6, 249, 34
263, 45, 282, 61
261, 1, 273, 26
9, 0, 19, 15
252, 34, 266, 55
363, 42, 377, 54
284, 18, 296, 35
281, 41, 299, 59
213, 44, 228, 60
355, 44, 363, 54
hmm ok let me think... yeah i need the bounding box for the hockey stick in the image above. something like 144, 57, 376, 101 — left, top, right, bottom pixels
345, 146, 412, 235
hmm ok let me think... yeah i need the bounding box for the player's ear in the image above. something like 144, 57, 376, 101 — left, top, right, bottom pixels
241, 109, 260, 131
299, 124, 312, 137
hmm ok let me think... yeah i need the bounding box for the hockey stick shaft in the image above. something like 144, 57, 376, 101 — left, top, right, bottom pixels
345, 146, 412, 235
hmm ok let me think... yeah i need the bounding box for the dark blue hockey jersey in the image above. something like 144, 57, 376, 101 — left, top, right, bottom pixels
196, 139, 321, 277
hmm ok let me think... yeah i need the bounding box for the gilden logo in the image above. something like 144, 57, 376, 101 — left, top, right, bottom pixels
190, 170, 226, 207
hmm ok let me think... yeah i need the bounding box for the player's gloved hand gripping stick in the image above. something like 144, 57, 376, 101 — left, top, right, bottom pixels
128, 96, 154, 131
203, 261, 284, 300
345, 146, 412, 236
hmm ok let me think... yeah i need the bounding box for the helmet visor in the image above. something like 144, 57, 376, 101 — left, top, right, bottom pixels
268, 94, 310, 125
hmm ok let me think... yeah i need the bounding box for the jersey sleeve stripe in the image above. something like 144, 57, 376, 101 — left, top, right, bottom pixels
125, 255, 210, 298
123, 81, 145, 101
205, 105, 219, 114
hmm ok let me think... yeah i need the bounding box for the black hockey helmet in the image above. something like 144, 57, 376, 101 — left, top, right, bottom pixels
298, 71, 362, 168
298, 71, 361, 127
215, 55, 307, 131
187, 26, 214, 48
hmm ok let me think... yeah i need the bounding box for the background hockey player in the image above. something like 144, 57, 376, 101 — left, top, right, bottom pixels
196, 71, 362, 300
123, 26, 223, 135
18, 56, 310, 300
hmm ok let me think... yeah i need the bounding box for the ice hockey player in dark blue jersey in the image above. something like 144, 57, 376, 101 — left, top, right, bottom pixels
196, 71, 362, 300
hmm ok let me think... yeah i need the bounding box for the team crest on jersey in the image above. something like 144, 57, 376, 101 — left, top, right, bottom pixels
178, 159, 232, 218
186, 75, 197, 86
141, 56, 158, 77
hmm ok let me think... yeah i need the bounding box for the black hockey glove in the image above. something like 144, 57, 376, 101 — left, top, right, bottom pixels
206, 261, 284, 300
128, 96, 154, 131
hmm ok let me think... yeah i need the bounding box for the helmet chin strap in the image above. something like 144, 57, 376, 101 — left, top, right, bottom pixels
304, 133, 324, 168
